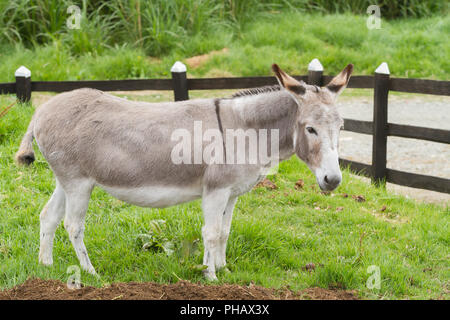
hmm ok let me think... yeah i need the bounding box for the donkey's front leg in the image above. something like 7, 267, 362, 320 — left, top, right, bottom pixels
201, 188, 230, 281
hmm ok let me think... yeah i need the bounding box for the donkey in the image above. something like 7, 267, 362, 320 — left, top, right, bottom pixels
16, 63, 353, 280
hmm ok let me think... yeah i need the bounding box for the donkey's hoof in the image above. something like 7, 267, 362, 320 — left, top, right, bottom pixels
38, 256, 53, 266
87, 268, 97, 275
82, 265, 97, 275
221, 267, 231, 274
203, 270, 218, 281
215, 261, 226, 270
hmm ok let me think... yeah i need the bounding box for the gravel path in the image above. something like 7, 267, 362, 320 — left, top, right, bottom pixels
337, 94, 450, 204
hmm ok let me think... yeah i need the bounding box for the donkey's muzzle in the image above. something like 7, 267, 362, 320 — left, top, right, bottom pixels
321, 174, 341, 191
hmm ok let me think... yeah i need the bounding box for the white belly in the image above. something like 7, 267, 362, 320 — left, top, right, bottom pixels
98, 184, 202, 208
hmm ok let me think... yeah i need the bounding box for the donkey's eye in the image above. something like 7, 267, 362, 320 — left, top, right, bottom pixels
306, 127, 317, 135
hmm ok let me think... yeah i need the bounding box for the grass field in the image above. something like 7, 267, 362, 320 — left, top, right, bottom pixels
1, 0, 446, 50
0, 93, 448, 300
0, 1, 448, 300
0, 12, 449, 82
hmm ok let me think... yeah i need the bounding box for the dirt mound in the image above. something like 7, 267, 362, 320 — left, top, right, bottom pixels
0, 279, 358, 300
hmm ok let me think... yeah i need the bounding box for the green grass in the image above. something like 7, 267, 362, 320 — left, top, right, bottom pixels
0, 12, 448, 82
1, 0, 446, 52
0, 94, 448, 299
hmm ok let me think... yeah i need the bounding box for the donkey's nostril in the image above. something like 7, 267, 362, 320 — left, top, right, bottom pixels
324, 174, 341, 189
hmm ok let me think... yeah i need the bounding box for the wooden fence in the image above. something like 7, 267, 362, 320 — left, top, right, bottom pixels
1, 61, 449, 193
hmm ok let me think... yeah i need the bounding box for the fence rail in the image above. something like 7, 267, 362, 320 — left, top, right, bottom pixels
1, 61, 449, 194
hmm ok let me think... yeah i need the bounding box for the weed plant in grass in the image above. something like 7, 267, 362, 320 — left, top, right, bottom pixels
0, 94, 448, 299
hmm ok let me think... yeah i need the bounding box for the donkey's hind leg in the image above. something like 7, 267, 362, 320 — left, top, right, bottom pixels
63, 179, 96, 274
216, 196, 237, 269
39, 180, 66, 266
201, 188, 231, 281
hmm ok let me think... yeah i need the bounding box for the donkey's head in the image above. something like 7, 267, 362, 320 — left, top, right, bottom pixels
272, 63, 353, 191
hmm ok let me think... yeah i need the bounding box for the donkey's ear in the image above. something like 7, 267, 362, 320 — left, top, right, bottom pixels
325, 64, 353, 96
272, 64, 306, 95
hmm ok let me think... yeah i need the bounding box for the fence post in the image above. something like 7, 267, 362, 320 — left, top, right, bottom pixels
171, 61, 189, 101
15, 66, 31, 103
372, 62, 390, 185
307, 58, 323, 86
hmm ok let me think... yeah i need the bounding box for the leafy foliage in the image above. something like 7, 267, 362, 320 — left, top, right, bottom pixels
136, 220, 174, 256
0, 0, 447, 55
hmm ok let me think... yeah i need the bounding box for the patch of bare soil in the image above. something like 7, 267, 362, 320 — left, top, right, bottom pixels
0, 279, 358, 300
185, 48, 229, 69
255, 178, 278, 190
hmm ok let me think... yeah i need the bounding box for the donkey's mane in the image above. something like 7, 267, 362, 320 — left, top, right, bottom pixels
231, 85, 281, 98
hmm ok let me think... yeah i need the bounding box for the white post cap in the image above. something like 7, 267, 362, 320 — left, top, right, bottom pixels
170, 61, 187, 73
308, 58, 323, 72
375, 62, 390, 75
15, 66, 31, 78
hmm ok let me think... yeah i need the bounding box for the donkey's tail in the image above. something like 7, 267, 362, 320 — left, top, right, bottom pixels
15, 115, 36, 166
